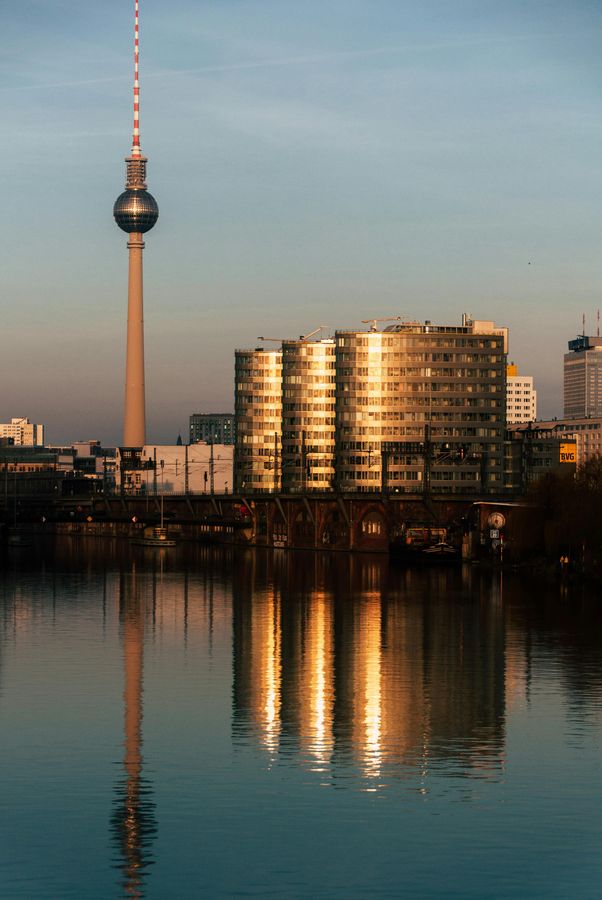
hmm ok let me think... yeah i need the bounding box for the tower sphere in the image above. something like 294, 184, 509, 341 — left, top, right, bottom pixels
114, 189, 159, 234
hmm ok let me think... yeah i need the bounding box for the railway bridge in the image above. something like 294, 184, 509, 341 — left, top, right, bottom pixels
40, 491, 494, 553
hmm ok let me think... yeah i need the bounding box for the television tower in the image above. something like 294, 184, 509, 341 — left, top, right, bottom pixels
113, 0, 159, 447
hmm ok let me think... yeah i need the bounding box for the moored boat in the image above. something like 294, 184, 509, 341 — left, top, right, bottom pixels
132, 526, 176, 548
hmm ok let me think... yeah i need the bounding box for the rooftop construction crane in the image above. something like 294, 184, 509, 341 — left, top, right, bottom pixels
361, 316, 402, 332
300, 325, 329, 341
257, 325, 330, 343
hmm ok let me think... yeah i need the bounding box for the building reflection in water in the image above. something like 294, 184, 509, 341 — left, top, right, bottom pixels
111, 565, 157, 898
2, 537, 602, 815
233, 554, 507, 789
233, 554, 282, 761
296, 587, 334, 774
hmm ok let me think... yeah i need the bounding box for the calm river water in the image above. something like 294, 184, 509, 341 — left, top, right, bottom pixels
0, 538, 601, 899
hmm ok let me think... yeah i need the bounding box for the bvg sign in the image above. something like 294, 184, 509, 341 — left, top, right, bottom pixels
559, 443, 576, 464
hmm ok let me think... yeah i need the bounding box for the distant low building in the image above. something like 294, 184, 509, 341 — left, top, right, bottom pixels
189, 413, 235, 446
0, 417, 44, 446
49, 441, 117, 491
506, 363, 537, 424
117, 444, 234, 494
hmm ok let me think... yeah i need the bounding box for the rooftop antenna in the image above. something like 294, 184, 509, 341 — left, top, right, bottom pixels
597, 309, 600, 338
582, 313, 586, 337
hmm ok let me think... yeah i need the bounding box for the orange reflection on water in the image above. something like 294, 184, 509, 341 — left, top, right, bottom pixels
251, 589, 282, 757
354, 594, 382, 781
298, 591, 334, 771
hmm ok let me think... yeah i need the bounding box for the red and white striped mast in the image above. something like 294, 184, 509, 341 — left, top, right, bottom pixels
132, 0, 141, 156
113, 0, 159, 449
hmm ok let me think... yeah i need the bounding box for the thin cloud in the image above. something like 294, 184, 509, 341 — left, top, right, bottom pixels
1, 32, 559, 93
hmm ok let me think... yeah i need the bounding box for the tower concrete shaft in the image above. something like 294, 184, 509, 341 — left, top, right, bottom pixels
124, 234, 146, 447
114, 0, 158, 448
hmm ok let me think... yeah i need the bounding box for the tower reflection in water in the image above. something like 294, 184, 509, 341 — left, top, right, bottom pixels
111, 565, 157, 898
233, 554, 506, 789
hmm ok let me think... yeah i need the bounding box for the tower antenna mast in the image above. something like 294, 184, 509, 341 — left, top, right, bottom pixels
132, 0, 141, 155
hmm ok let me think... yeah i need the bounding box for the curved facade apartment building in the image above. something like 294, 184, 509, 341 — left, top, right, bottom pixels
234, 316, 507, 494
335, 318, 507, 493
234, 348, 282, 492
281, 340, 336, 491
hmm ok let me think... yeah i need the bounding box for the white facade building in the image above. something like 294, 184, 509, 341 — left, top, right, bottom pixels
506, 365, 537, 424
0, 417, 44, 446
117, 444, 234, 494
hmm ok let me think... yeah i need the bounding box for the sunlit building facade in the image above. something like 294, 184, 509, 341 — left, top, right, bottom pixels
281, 340, 336, 492
335, 318, 508, 492
234, 348, 282, 492
234, 317, 508, 494
0, 417, 44, 447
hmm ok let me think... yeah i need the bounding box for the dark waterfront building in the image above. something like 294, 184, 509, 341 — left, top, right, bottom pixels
532, 415, 602, 468
0, 446, 62, 499
0, 444, 116, 518
189, 413, 235, 446
504, 426, 577, 493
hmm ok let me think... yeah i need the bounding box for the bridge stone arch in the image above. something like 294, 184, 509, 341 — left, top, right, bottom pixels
292, 505, 314, 548
319, 507, 349, 550
355, 505, 389, 551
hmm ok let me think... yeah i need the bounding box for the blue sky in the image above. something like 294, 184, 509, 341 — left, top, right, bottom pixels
2, 0, 602, 443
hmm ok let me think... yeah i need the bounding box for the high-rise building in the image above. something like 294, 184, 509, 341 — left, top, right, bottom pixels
233, 316, 508, 494
234, 348, 282, 492
0, 417, 44, 446
189, 413, 235, 446
506, 364, 537, 424
113, 0, 159, 448
281, 340, 336, 492
335, 317, 507, 493
564, 335, 602, 418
